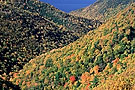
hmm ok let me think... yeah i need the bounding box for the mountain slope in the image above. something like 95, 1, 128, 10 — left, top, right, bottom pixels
0, 1, 101, 79
14, 0, 101, 37
70, 0, 135, 21
0, 3, 65, 75
11, 3, 135, 90
93, 54, 135, 90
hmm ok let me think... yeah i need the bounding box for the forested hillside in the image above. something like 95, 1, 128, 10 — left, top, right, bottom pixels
11, 3, 135, 90
0, 0, 101, 82
70, 0, 135, 21
14, 0, 101, 36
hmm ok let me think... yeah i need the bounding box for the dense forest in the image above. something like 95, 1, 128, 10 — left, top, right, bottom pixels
11, 3, 135, 90
70, 0, 135, 21
0, 0, 100, 79
0, 0, 135, 89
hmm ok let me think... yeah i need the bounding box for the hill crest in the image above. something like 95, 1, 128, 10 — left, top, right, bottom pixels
70, 0, 135, 21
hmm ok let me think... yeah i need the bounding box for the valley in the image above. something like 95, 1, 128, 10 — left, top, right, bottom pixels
0, 0, 135, 90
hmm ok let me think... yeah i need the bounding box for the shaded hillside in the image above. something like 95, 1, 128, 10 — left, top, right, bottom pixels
13, 0, 101, 37
11, 4, 135, 90
0, 3, 65, 76
0, 77, 20, 90
70, 0, 135, 21
0, 1, 101, 79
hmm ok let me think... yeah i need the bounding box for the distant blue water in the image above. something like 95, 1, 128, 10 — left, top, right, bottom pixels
52, 4, 90, 13
40, 0, 96, 12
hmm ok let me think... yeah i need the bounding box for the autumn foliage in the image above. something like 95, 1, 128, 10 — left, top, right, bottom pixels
81, 72, 93, 84
85, 84, 91, 90
112, 58, 119, 65
93, 65, 100, 74
10, 2, 135, 90
70, 76, 76, 83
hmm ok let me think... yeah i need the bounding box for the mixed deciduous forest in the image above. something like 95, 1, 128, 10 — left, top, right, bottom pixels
0, 0, 135, 90
12, 3, 135, 90
70, 0, 135, 21
0, 0, 100, 78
